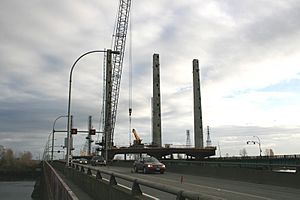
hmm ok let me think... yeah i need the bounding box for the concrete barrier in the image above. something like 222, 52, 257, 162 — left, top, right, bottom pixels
111, 160, 300, 189
53, 162, 152, 200
44, 161, 79, 200
163, 160, 300, 189
53, 161, 220, 200
65, 168, 141, 200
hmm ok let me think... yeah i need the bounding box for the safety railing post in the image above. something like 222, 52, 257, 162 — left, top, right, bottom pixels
96, 171, 102, 179
110, 174, 117, 185
131, 179, 142, 197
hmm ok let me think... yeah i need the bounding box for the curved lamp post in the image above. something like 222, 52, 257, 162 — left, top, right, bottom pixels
66, 49, 120, 166
43, 132, 52, 161
51, 115, 68, 161
246, 135, 262, 157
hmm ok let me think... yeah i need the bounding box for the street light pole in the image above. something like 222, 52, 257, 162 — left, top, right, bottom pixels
246, 135, 262, 157
51, 115, 68, 161
66, 49, 119, 167
253, 135, 262, 157
43, 132, 52, 161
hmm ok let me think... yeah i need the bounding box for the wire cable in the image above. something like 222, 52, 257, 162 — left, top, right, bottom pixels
128, 2, 133, 146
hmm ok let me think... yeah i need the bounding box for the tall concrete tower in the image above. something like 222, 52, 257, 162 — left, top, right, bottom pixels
193, 59, 203, 148
152, 54, 162, 147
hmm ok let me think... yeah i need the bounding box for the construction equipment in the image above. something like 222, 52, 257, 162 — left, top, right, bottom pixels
82, 116, 93, 156
132, 128, 143, 146
103, 0, 131, 150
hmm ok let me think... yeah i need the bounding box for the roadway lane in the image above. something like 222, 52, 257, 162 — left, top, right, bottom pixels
96, 165, 300, 200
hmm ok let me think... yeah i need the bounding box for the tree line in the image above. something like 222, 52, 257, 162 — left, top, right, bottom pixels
0, 148, 37, 169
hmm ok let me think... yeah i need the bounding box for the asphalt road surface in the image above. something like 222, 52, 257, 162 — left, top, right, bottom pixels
95, 165, 300, 200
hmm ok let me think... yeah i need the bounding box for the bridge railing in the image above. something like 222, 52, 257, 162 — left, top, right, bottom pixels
54, 161, 220, 200
164, 160, 299, 170
44, 161, 79, 200
208, 154, 300, 161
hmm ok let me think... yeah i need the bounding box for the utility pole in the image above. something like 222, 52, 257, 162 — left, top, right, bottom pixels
88, 116, 92, 155
206, 126, 212, 147
104, 49, 113, 162
186, 130, 191, 147
218, 142, 222, 157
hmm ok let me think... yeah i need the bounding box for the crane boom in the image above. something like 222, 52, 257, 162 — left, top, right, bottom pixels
105, 0, 131, 149
132, 128, 142, 145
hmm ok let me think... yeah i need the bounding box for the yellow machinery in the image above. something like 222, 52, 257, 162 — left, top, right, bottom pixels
132, 128, 142, 146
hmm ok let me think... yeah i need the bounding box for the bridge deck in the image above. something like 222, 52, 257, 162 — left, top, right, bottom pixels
109, 147, 216, 159
53, 164, 94, 200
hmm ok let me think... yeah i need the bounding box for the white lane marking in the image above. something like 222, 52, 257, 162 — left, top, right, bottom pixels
118, 184, 159, 200
130, 174, 224, 200
96, 167, 271, 199
137, 174, 272, 200
92, 173, 158, 199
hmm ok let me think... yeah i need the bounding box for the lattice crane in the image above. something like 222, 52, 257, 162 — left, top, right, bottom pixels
104, 0, 131, 149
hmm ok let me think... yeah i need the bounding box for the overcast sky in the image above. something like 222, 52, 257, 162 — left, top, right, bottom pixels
1, 0, 300, 159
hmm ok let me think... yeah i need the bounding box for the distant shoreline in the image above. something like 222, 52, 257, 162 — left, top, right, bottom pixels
0, 168, 40, 181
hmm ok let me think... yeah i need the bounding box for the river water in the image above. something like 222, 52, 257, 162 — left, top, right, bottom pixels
0, 181, 35, 200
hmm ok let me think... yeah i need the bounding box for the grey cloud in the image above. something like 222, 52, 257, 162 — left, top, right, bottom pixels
1, 0, 300, 156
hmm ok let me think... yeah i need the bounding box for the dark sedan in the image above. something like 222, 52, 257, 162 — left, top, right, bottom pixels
133, 156, 165, 174
90, 156, 106, 166
72, 158, 88, 164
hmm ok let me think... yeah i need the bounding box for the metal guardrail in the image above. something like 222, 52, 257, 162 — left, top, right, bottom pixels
65, 162, 220, 200
209, 154, 300, 160
44, 161, 79, 200
223, 155, 300, 168
164, 160, 300, 170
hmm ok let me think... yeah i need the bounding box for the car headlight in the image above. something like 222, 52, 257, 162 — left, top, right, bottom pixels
162, 165, 165, 168
147, 164, 153, 168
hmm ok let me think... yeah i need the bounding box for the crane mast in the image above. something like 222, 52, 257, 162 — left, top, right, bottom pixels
104, 0, 131, 149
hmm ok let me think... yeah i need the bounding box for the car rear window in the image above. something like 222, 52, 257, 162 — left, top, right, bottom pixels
144, 157, 159, 163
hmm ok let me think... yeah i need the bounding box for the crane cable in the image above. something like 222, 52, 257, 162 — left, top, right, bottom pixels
128, 2, 133, 147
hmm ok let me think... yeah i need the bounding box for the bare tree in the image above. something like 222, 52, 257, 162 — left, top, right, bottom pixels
2, 148, 15, 167
239, 148, 248, 157
19, 151, 33, 166
265, 148, 274, 156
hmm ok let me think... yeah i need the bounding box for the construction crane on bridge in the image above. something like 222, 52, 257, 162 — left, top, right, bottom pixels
102, 0, 132, 152
132, 128, 143, 146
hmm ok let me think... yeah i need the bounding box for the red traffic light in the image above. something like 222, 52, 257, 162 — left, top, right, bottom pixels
71, 128, 77, 134
89, 128, 96, 135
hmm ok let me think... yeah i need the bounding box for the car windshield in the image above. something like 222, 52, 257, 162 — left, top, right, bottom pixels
144, 157, 159, 163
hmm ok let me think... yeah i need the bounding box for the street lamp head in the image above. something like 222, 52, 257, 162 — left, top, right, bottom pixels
111, 50, 121, 55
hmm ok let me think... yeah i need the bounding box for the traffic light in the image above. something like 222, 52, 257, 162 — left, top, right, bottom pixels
95, 142, 103, 146
71, 128, 77, 135
89, 128, 96, 135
